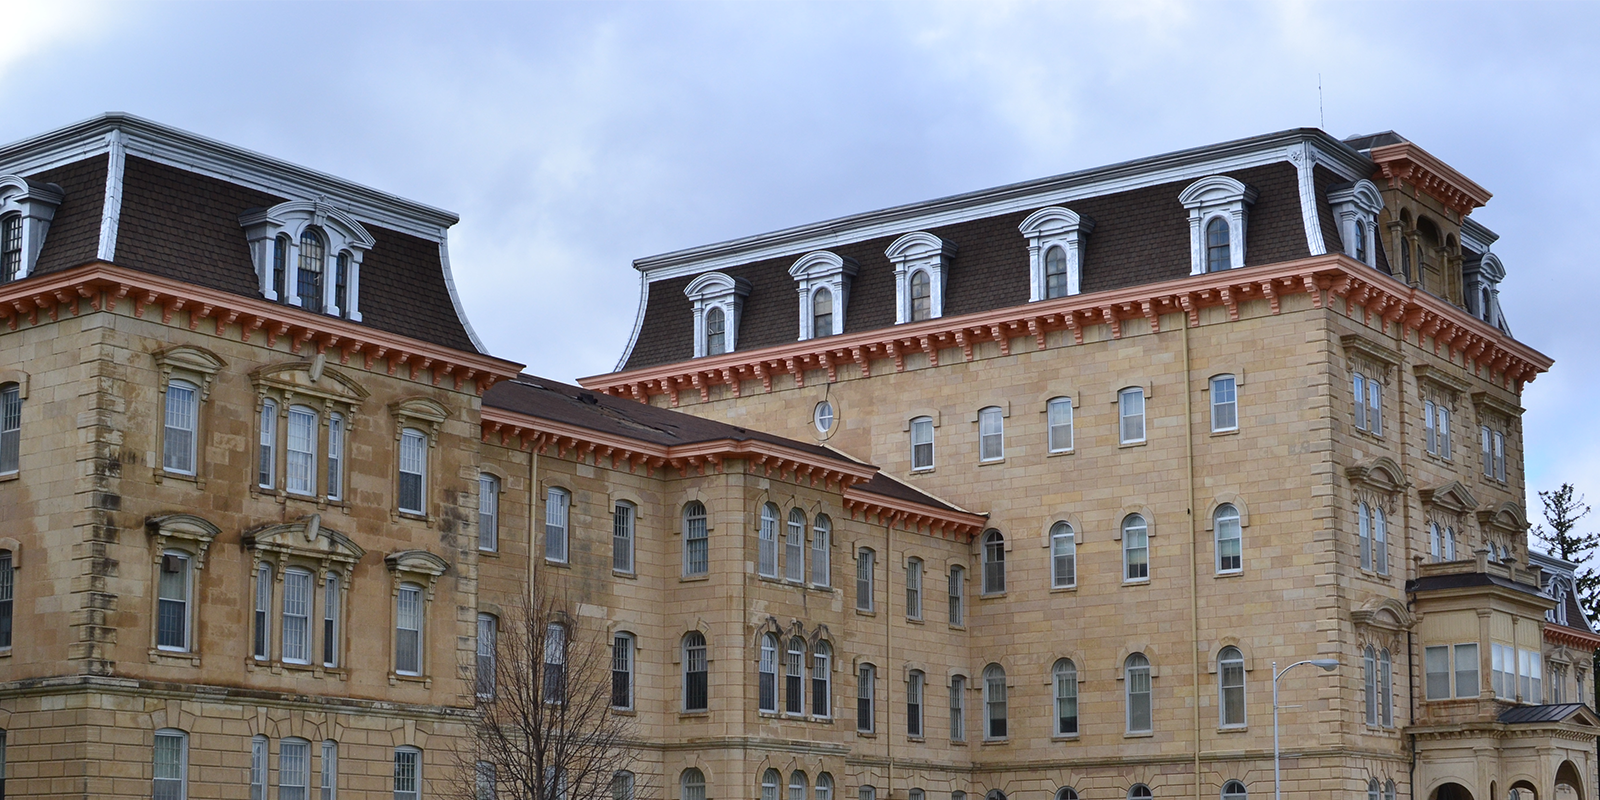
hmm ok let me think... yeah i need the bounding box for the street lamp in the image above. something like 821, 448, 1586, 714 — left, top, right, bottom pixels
1273, 658, 1339, 800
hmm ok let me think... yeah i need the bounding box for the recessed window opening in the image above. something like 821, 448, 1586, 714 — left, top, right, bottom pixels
298, 229, 325, 313
1205, 217, 1231, 272
705, 307, 727, 356
1044, 246, 1069, 299
813, 288, 833, 338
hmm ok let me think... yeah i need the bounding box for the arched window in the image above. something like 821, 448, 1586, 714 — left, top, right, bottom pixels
1214, 505, 1241, 573
813, 288, 834, 338
681, 768, 706, 800
614, 771, 636, 800
1205, 217, 1231, 272
1123, 515, 1149, 582
786, 508, 806, 583
812, 641, 832, 717
785, 636, 805, 715
1218, 646, 1245, 728
987, 792, 1007, 800
1129, 785, 1153, 800
982, 530, 1005, 594
298, 228, 325, 313
543, 622, 568, 704
1052, 658, 1078, 735
0, 548, 13, 649
154, 728, 188, 800
1372, 507, 1388, 574
1125, 653, 1152, 733
816, 773, 833, 800
758, 503, 780, 578
1379, 649, 1393, 727
1444, 527, 1456, 561
705, 307, 727, 356
683, 501, 709, 577
1353, 224, 1367, 264
1429, 522, 1441, 561
1222, 780, 1247, 800
0, 381, 21, 475
811, 515, 831, 587
273, 234, 289, 299
789, 771, 808, 800
163, 379, 199, 475
611, 631, 633, 710
857, 663, 876, 732
948, 565, 964, 626
250, 733, 267, 798
1057, 790, 1080, 800
394, 746, 422, 800
983, 663, 1007, 739
683, 632, 708, 711
1363, 646, 1377, 725
1384, 780, 1395, 800
279, 737, 310, 800
1366, 779, 1379, 800
910, 270, 932, 321
762, 770, 781, 800
334, 252, 350, 316
1051, 522, 1076, 589
758, 633, 779, 713
1044, 246, 1069, 299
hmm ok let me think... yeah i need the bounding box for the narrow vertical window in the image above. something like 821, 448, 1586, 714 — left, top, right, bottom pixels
286, 406, 317, 495
910, 416, 934, 470
1493, 430, 1506, 481
298, 229, 325, 313
1520, 649, 1542, 702
612, 633, 634, 709
613, 502, 635, 574
857, 663, 875, 732
1454, 643, 1479, 699
273, 235, 289, 300
322, 573, 339, 668
326, 412, 344, 501
786, 509, 806, 582
1205, 217, 1231, 272
1051, 522, 1076, 589
1379, 649, 1393, 727
282, 568, 312, 664
1358, 503, 1372, 571
1122, 515, 1149, 582
0, 383, 18, 475
759, 634, 779, 712
705, 307, 727, 356
1367, 779, 1380, 800
250, 734, 267, 800
910, 270, 931, 322
683, 631, 708, 711
334, 253, 350, 317
982, 530, 1006, 594
811, 515, 831, 587
395, 583, 423, 676
812, 641, 831, 717
1363, 645, 1380, 723
0, 551, 11, 649
816, 773, 833, 800
1373, 507, 1388, 575
1119, 388, 1146, 444
1044, 246, 1069, 299
856, 548, 875, 611
1438, 407, 1451, 459
1214, 504, 1241, 573
1125, 653, 1152, 733
163, 380, 199, 474
280, 738, 310, 800
1353, 372, 1367, 431
398, 428, 426, 515
1444, 526, 1457, 560
790, 773, 809, 800
544, 623, 567, 704
1053, 659, 1078, 735
1218, 647, 1245, 727
1492, 643, 1513, 698
1210, 375, 1237, 432
762, 770, 781, 800
1354, 223, 1367, 263
478, 474, 499, 552
476, 613, 497, 699
785, 636, 805, 715
614, 772, 635, 800
253, 564, 271, 660
157, 552, 192, 651
545, 488, 570, 563
683, 501, 709, 577
1482, 426, 1493, 477
0, 216, 21, 282
393, 746, 421, 800
983, 664, 1007, 739
1425, 645, 1451, 700
1367, 378, 1383, 435
906, 558, 923, 619
812, 288, 834, 338
978, 406, 1004, 462
947, 566, 964, 626
153, 729, 188, 800
907, 670, 925, 738
476, 762, 496, 800
1424, 399, 1437, 454
758, 503, 780, 578
949, 675, 966, 741
682, 770, 707, 800
1047, 397, 1073, 453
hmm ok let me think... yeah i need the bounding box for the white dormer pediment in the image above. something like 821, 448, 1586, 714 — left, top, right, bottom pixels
789, 251, 859, 340
886, 232, 957, 324
0, 175, 64, 283
1019, 206, 1095, 301
1327, 179, 1384, 269
240, 198, 374, 319
684, 272, 751, 357
1180, 176, 1257, 275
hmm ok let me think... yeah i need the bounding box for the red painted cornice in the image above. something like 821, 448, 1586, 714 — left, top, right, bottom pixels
1545, 623, 1600, 651
0, 262, 524, 393
580, 255, 1551, 405
1368, 142, 1492, 217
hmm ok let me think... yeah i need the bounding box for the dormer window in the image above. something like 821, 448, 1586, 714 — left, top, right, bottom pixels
0, 175, 64, 285
684, 272, 751, 358
888, 232, 955, 324
789, 251, 858, 340
240, 200, 374, 321
298, 229, 326, 314
273, 235, 289, 300
1018, 206, 1093, 301
1180, 176, 1257, 275
1, 215, 20, 282
1327, 179, 1384, 269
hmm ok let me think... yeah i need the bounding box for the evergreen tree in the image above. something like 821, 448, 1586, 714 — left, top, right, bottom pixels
1531, 483, 1600, 625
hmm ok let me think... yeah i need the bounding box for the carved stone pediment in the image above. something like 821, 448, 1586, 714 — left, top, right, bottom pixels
251, 359, 370, 409
384, 549, 450, 597
146, 513, 222, 568
1420, 481, 1478, 514
1479, 501, 1529, 535
1351, 597, 1415, 631
1347, 456, 1408, 494
243, 513, 365, 568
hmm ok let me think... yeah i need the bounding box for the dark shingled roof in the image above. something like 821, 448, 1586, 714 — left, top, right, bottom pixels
622, 162, 1310, 371
28, 154, 107, 274
1497, 703, 1596, 725
1407, 571, 1546, 598
851, 471, 970, 515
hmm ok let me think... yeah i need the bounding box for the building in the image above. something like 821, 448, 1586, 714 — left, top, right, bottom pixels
0, 114, 1589, 800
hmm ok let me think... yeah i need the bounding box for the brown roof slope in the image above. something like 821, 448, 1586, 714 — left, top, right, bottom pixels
30, 154, 108, 274
623, 162, 1308, 371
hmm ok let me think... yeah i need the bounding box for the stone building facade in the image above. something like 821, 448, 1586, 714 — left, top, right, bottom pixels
0, 115, 1590, 800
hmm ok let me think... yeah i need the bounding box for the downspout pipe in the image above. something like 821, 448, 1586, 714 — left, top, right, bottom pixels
1185, 319, 1202, 800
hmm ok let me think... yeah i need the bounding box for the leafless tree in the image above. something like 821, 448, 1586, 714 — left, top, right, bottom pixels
451, 590, 648, 800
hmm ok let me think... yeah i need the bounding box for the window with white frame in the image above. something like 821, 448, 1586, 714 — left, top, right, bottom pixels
982, 530, 1005, 594
478, 474, 499, 552
811, 515, 831, 587
683, 631, 708, 711
790, 772, 809, 800
1180, 175, 1257, 275
1210, 375, 1238, 432
906, 557, 923, 619
983, 663, 1007, 739
683, 501, 709, 577
949, 674, 966, 741
545, 488, 570, 563
684, 272, 751, 357
280, 737, 311, 800
856, 548, 875, 611
910, 416, 935, 471
1053, 658, 1078, 735
545, 623, 569, 704
612, 632, 634, 710
1424, 643, 1478, 700
613, 502, 635, 574
0, 214, 16, 284
476, 613, 497, 699
759, 634, 779, 713
1424, 398, 1452, 459
1482, 424, 1507, 482
790, 251, 859, 339
857, 663, 876, 732
323, 573, 340, 668
0, 381, 18, 475
1125, 653, 1152, 733
395, 583, 424, 676
681, 769, 706, 800
978, 406, 1004, 462
812, 641, 832, 717
1327, 179, 1384, 269
398, 428, 427, 514
253, 564, 271, 660
1019, 206, 1094, 301
1047, 397, 1073, 452
1357, 502, 1388, 574
785, 636, 805, 715
1221, 781, 1247, 800
1214, 504, 1242, 573
1051, 522, 1076, 589
786, 508, 806, 583
907, 669, 925, 737
157, 551, 194, 651
1519, 648, 1543, 702
1491, 642, 1515, 699
327, 412, 344, 501
1380, 649, 1393, 726
1119, 388, 1145, 444
164, 380, 200, 475
250, 734, 268, 800
393, 746, 421, 800
1218, 647, 1245, 728
1122, 515, 1149, 582
287, 405, 318, 496
154, 729, 188, 800
947, 566, 964, 626
759, 503, 780, 578
0, 550, 12, 650
1353, 372, 1383, 435
282, 568, 313, 664
887, 232, 956, 324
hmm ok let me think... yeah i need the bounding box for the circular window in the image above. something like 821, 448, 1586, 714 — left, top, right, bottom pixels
814, 401, 835, 433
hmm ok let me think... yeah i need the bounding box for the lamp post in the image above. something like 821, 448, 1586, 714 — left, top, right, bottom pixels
1273, 658, 1339, 800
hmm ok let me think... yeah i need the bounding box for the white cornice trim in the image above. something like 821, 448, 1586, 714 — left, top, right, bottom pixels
614, 270, 651, 373
0, 113, 458, 242
632, 129, 1374, 282
438, 239, 486, 354
96, 130, 125, 262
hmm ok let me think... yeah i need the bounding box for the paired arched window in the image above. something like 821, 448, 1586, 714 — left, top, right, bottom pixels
1366, 779, 1380, 800
909, 270, 932, 322
1357, 502, 1388, 574
683, 632, 709, 711
1205, 217, 1231, 272
982, 530, 1005, 594
983, 663, 1007, 739
1053, 658, 1078, 735
1123, 515, 1149, 582
681, 768, 706, 800
758, 503, 780, 578
1443, 526, 1456, 560
683, 501, 709, 577
1218, 646, 1245, 727
784, 636, 806, 714
812, 641, 832, 717
816, 773, 833, 800
758, 634, 779, 712
1051, 522, 1076, 589
1214, 505, 1241, 573
812, 288, 834, 338
785, 509, 806, 583
1428, 522, 1441, 562
297, 228, 325, 313
1125, 653, 1152, 733
705, 307, 727, 356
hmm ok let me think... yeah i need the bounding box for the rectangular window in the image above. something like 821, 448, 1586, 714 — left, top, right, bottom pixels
1438, 405, 1451, 460
0, 383, 19, 475
910, 417, 934, 470
1209, 376, 1237, 432
398, 429, 426, 514
611, 634, 633, 710
287, 406, 317, 495
393, 748, 420, 800
546, 624, 569, 705
1493, 431, 1506, 481
811, 519, 830, 587
476, 613, 497, 699
613, 503, 635, 573
254, 565, 271, 660
0, 551, 11, 649
323, 574, 340, 668
1492, 643, 1513, 699
1119, 388, 1145, 444
1482, 425, 1493, 477
1127, 666, 1152, 733
947, 567, 963, 627
812, 646, 830, 717
1424, 400, 1437, 454
905, 559, 922, 620
855, 549, 874, 612
396, 586, 423, 676
280, 739, 310, 800
250, 736, 267, 800
256, 403, 278, 490
1425, 645, 1451, 700
157, 553, 191, 651
476, 762, 496, 800
949, 676, 965, 741
1353, 374, 1367, 431
785, 513, 805, 583
785, 640, 804, 715
759, 639, 777, 713
1520, 649, 1542, 702
907, 672, 924, 738
282, 569, 311, 664
1047, 397, 1073, 452
321, 740, 338, 800
154, 731, 187, 800
1366, 378, 1383, 436
327, 413, 344, 501
857, 665, 875, 733
1454, 643, 1479, 699
545, 488, 569, 563
478, 474, 498, 552
978, 407, 1003, 462
163, 383, 198, 474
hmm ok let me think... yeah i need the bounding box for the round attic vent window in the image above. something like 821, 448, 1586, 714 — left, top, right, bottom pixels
813, 401, 835, 433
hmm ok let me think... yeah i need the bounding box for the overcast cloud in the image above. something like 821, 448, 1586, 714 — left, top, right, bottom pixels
6, 1, 1599, 523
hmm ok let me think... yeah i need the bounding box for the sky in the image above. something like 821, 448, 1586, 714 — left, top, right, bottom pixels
5, 1, 1600, 530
